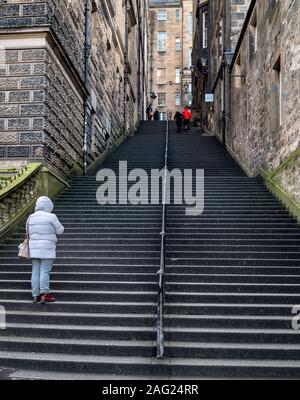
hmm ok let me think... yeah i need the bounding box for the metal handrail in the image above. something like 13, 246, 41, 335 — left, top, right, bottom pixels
157, 120, 169, 359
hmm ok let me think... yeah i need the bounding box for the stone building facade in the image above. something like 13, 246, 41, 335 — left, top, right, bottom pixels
192, 0, 251, 134
148, 0, 193, 120
229, 0, 300, 205
191, 0, 209, 127
209, 0, 251, 143
0, 0, 149, 178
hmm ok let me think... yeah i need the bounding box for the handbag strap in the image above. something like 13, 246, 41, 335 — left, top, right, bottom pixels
25, 216, 30, 241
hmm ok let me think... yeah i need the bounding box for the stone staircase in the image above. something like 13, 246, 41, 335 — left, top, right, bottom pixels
0, 121, 299, 379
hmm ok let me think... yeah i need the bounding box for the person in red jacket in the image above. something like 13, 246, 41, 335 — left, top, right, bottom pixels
182, 107, 192, 131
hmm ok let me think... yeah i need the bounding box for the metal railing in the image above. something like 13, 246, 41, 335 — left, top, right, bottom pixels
157, 120, 169, 359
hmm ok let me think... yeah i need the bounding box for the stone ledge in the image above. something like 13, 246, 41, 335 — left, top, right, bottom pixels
0, 162, 69, 240
0, 162, 41, 200
261, 168, 300, 224
225, 142, 256, 177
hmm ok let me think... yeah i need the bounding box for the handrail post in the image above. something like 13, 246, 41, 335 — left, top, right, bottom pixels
157, 120, 169, 359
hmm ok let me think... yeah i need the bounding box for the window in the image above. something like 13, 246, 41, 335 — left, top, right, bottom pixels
221, 79, 225, 112
249, 9, 257, 62
90, 1, 98, 49
160, 112, 167, 121
90, 110, 97, 157
175, 93, 181, 106
175, 37, 181, 51
157, 32, 167, 52
189, 48, 193, 67
189, 12, 193, 33
176, 9, 180, 21
157, 68, 166, 85
175, 68, 181, 84
272, 56, 282, 132
268, 0, 279, 18
202, 11, 208, 49
158, 93, 166, 106
219, 18, 224, 57
234, 54, 243, 88
157, 10, 167, 21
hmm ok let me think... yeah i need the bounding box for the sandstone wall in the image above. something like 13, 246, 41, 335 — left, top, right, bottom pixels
229, 0, 300, 180
228, 0, 300, 204
0, 0, 144, 176
149, 1, 193, 117
209, 0, 251, 142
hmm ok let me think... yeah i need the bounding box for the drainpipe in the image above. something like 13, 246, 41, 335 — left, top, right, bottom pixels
142, 3, 146, 120
83, 0, 90, 176
181, 5, 184, 107
137, 0, 146, 122
137, 0, 142, 123
222, 63, 226, 147
124, 0, 129, 136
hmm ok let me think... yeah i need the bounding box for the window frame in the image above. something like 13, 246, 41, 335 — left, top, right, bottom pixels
157, 10, 167, 21
160, 112, 167, 121
175, 68, 181, 84
249, 9, 258, 63
189, 48, 193, 68
189, 12, 193, 33
157, 92, 167, 107
157, 68, 167, 85
175, 37, 181, 52
202, 11, 208, 49
157, 32, 167, 52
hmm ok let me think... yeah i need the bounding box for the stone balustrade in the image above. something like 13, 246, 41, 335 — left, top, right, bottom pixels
0, 163, 42, 237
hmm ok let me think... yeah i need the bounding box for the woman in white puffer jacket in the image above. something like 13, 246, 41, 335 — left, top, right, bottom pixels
27, 196, 64, 303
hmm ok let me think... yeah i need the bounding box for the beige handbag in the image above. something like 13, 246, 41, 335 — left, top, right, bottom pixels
18, 218, 30, 259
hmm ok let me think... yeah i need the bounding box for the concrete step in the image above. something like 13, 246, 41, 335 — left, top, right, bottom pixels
0, 299, 156, 313
0, 336, 155, 357
0, 289, 157, 302
0, 124, 299, 379
0, 272, 157, 282
4, 311, 156, 327
165, 291, 300, 304
0, 280, 158, 291
1, 351, 300, 378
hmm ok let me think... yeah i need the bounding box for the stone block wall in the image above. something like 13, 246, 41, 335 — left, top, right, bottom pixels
0, 0, 146, 177
273, 152, 300, 204
0, 43, 85, 174
229, 0, 252, 49
229, 0, 300, 203
149, 1, 193, 117
45, 48, 84, 173
0, 47, 46, 160
209, 0, 251, 140
0, 0, 85, 79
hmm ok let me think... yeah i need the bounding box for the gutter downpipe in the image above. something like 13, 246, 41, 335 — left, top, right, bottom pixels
83, 0, 90, 176
124, 0, 129, 136
137, 0, 142, 123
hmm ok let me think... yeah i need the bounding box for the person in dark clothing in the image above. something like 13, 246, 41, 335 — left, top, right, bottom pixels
153, 110, 160, 121
174, 111, 183, 131
146, 104, 153, 120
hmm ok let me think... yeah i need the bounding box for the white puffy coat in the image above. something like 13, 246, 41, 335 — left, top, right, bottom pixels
27, 196, 64, 259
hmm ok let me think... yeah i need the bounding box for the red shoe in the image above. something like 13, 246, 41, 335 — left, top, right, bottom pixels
32, 295, 41, 303
41, 293, 56, 303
